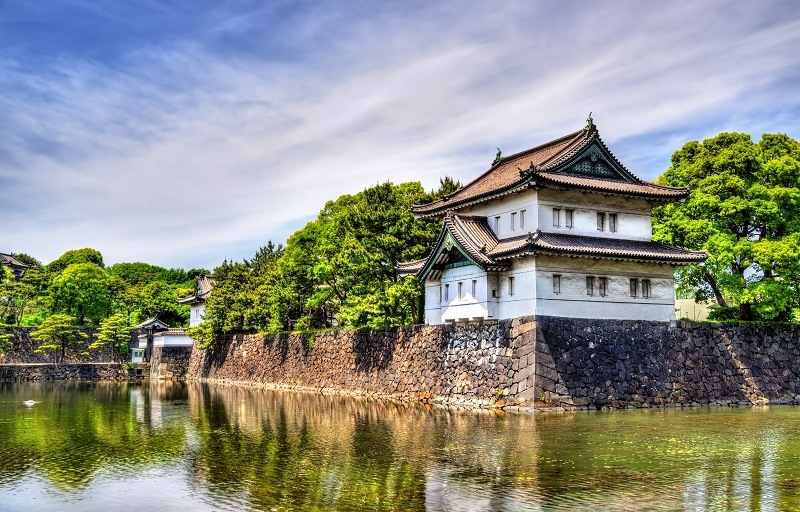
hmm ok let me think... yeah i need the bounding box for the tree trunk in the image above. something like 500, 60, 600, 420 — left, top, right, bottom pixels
701, 269, 728, 307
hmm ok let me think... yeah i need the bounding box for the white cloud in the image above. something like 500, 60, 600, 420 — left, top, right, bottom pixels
1, 1, 799, 269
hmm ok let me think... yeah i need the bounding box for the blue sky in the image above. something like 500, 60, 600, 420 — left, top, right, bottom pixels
2, 0, 799, 270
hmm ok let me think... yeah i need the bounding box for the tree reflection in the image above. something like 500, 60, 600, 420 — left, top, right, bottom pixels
0, 382, 187, 490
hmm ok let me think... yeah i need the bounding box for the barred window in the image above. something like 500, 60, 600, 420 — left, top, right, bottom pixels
511, 212, 517, 231
599, 277, 608, 297
630, 278, 638, 298
520, 210, 526, 229
472, 279, 477, 297
458, 281, 463, 300
444, 284, 449, 302
553, 208, 560, 227
642, 279, 651, 298
597, 212, 605, 231
609, 213, 618, 233
565, 209, 574, 228
586, 276, 595, 296
553, 274, 561, 294
509, 276, 515, 296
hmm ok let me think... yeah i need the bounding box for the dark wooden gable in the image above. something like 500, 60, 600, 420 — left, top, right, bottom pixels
549, 140, 641, 183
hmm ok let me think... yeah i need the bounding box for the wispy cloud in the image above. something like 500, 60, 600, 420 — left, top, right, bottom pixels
1, 1, 798, 268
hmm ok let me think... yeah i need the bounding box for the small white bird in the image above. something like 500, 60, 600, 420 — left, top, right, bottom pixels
23, 400, 35, 407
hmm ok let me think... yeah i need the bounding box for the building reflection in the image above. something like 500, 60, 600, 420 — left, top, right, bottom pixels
683, 432, 780, 511
130, 380, 188, 428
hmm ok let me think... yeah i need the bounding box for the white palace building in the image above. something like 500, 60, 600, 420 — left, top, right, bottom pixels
400, 120, 706, 324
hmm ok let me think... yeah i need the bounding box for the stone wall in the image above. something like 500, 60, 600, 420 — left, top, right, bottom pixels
533, 316, 800, 409
150, 346, 193, 380
0, 363, 147, 383
189, 316, 800, 410
1, 327, 139, 364
189, 319, 537, 407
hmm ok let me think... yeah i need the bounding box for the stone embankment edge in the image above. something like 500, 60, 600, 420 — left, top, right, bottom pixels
186, 316, 800, 412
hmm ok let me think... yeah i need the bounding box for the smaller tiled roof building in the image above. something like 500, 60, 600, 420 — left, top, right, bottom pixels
401, 121, 706, 324
177, 275, 214, 327
1, 253, 31, 278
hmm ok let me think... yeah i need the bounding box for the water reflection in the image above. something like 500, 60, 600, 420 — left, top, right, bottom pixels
0, 382, 187, 492
1, 382, 800, 511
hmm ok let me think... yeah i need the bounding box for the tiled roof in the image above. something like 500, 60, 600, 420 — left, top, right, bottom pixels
411, 124, 688, 216
397, 258, 426, 274
135, 317, 170, 330
489, 231, 707, 263
445, 213, 498, 265
399, 213, 706, 277
534, 172, 688, 198
398, 213, 510, 279
157, 328, 189, 337
177, 275, 215, 304
0, 253, 30, 268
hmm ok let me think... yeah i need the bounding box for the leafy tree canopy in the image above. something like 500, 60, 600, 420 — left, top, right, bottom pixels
50, 263, 110, 326
10, 253, 41, 267
654, 132, 800, 321
48, 248, 105, 274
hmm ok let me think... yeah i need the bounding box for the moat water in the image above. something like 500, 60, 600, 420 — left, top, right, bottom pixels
1, 382, 799, 511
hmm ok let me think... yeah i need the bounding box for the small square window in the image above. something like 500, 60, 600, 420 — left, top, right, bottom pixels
586, 276, 595, 296
642, 279, 651, 299
553, 208, 560, 227
609, 213, 618, 233
565, 209, 574, 228
597, 212, 605, 231
599, 277, 608, 297
553, 274, 561, 294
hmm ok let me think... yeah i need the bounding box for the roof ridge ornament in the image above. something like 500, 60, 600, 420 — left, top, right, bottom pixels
586, 112, 594, 130
526, 229, 541, 243
493, 147, 502, 165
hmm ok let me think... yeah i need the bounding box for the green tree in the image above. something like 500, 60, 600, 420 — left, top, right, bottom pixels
50, 263, 110, 325
267, 181, 442, 331
31, 314, 87, 363
10, 253, 41, 267
137, 281, 188, 326
654, 132, 800, 321
90, 312, 132, 362
47, 248, 105, 274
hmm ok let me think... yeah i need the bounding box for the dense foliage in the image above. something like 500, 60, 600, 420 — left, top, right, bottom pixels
189, 180, 455, 348
654, 132, 800, 321
0, 248, 203, 328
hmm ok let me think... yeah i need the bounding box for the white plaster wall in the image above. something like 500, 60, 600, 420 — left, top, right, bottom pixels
189, 304, 206, 327
537, 189, 653, 240
496, 258, 537, 320
438, 265, 495, 322
454, 188, 655, 241
424, 280, 442, 325
153, 334, 194, 347
459, 189, 538, 239
535, 256, 676, 321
